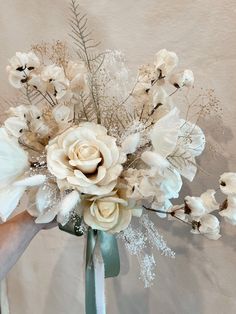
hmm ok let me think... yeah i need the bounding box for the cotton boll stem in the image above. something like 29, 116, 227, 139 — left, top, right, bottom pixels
143, 205, 191, 226
168, 87, 180, 97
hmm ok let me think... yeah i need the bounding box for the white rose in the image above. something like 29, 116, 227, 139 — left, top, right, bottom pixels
219, 172, 236, 195
6, 52, 40, 88
47, 123, 123, 195
154, 49, 178, 77
83, 193, 132, 233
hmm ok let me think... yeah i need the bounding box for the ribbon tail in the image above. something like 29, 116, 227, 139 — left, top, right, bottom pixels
86, 264, 96, 314
86, 229, 97, 314
0, 279, 10, 314
94, 244, 106, 314
98, 231, 120, 278
85, 230, 120, 314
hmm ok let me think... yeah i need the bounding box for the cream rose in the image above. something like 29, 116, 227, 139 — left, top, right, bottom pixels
83, 193, 132, 233
47, 123, 123, 195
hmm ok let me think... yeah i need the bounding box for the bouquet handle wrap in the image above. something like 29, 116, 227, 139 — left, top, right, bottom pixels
86, 229, 120, 314
60, 219, 120, 314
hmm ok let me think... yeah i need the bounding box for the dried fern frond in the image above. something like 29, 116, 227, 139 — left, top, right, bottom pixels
69, 0, 104, 72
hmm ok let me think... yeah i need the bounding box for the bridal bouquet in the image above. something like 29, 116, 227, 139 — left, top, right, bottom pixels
1, 1, 236, 313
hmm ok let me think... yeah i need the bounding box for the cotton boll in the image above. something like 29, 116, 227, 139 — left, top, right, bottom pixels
7, 105, 29, 119
200, 189, 219, 212
192, 214, 221, 240
6, 51, 40, 88
52, 105, 71, 124
154, 49, 179, 77
185, 195, 206, 218
219, 172, 236, 195
169, 69, 194, 88
4, 116, 28, 138
185, 189, 219, 219
219, 196, 236, 225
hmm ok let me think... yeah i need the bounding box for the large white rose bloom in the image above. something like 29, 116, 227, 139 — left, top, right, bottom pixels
47, 123, 123, 195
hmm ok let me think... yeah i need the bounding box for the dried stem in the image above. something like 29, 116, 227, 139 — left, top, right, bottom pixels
143, 205, 191, 226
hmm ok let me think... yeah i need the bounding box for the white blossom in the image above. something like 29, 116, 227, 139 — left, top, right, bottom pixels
47, 123, 123, 195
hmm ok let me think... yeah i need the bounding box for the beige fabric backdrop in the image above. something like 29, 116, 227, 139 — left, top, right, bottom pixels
1, 0, 236, 313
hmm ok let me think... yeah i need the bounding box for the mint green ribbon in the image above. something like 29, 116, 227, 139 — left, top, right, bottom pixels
86, 229, 120, 314
59, 217, 120, 314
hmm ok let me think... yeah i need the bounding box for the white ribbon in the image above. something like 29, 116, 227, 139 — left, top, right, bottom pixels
93, 243, 106, 314
0, 279, 10, 314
